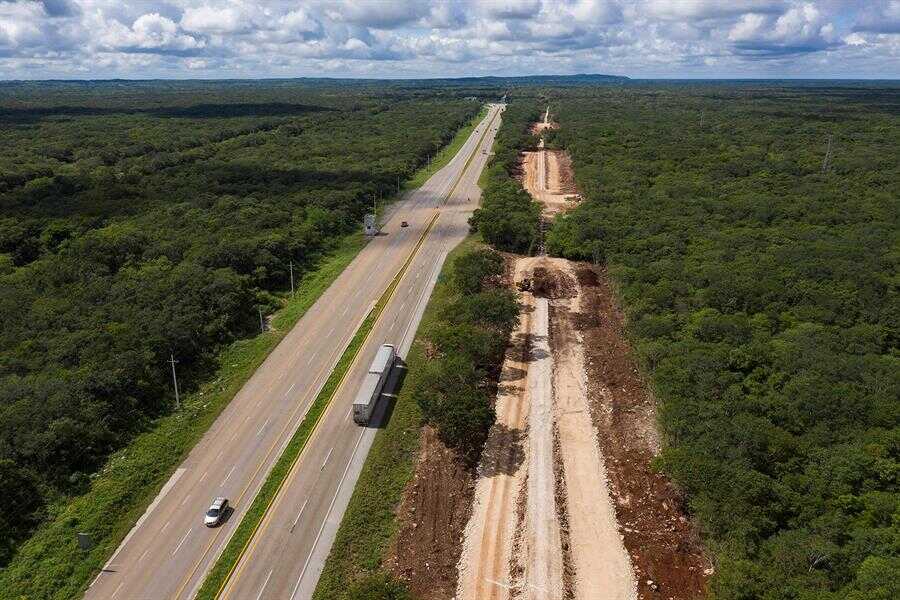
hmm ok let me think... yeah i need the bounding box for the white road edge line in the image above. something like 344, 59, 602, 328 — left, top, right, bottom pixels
290, 430, 365, 600
93, 467, 186, 582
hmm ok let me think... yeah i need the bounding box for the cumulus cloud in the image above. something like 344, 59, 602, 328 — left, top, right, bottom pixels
99, 12, 205, 54
180, 5, 251, 34
0, 1, 895, 79
728, 3, 840, 57
643, 0, 785, 21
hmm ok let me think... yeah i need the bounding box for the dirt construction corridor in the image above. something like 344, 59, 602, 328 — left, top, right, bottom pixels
455, 110, 708, 600
456, 257, 636, 600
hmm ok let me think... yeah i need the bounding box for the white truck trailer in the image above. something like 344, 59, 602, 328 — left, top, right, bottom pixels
352, 343, 396, 425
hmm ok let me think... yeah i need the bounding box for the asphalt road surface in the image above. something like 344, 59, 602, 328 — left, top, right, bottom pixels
84, 103, 503, 600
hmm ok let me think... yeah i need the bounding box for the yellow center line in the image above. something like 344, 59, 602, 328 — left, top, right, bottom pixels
172, 105, 499, 600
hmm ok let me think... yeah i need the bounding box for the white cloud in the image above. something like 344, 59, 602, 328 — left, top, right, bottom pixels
481, 0, 543, 20
643, 0, 785, 21
728, 2, 840, 57
99, 12, 205, 54
852, 0, 900, 34
180, 5, 249, 34
0, 1, 895, 79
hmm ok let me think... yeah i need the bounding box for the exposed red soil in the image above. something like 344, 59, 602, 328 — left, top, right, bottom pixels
386, 425, 475, 600
576, 264, 711, 599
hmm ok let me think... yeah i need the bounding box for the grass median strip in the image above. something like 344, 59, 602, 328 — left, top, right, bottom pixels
196, 213, 440, 600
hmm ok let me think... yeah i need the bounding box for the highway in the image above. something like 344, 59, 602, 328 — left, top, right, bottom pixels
215, 104, 502, 600
84, 103, 503, 600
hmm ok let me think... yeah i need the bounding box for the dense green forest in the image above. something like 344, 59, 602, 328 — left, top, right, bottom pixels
468, 102, 542, 252
544, 85, 898, 599
0, 80, 480, 563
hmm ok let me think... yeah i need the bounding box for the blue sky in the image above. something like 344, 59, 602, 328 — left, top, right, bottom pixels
1, 1, 898, 80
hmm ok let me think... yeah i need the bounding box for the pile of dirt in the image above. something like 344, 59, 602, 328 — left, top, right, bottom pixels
530, 121, 558, 134
386, 426, 475, 600
530, 266, 577, 299
576, 265, 710, 599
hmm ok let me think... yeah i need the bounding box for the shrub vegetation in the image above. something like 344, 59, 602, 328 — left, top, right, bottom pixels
544, 85, 898, 599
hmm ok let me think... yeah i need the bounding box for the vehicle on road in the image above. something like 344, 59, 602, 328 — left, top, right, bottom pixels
401, 221, 409, 227
204, 497, 228, 527
353, 344, 396, 425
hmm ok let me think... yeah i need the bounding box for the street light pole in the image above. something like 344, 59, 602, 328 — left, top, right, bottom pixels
289, 260, 294, 297
168, 353, 180, 410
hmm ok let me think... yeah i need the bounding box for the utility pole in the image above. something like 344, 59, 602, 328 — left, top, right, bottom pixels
258, 306, 265, 333
168, 353, 180, 410
289, 260, 294, 297
821, 134, 834, 173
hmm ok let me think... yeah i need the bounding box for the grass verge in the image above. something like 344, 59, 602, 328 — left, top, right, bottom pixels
312, 235, 484, 600
195, 213, 438, 600
0, 235, 364, 600
405, 107, 487, 190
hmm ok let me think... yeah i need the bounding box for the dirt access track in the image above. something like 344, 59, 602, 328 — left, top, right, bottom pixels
520, 107, 580, 218
456, 257, 637, 600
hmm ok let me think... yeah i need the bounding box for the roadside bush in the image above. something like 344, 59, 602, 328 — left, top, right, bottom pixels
412, 246, 518, 462
468, 103, 541, 253
452, 247, 504, 294
345, 573, 412, 600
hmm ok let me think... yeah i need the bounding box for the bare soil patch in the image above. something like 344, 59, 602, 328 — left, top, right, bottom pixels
578, 265, 710, 599
531, 121, 558, 134
520, 150, 581, 218
386, 426, 475, 600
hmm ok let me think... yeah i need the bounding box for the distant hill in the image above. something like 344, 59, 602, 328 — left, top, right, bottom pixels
398, 73, 630, 87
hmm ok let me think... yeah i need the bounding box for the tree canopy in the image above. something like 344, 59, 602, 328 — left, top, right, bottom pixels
544, 84, 898, 599
0, 80, 480, 563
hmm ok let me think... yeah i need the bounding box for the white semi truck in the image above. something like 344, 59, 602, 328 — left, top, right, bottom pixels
352, 343, 396, 425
